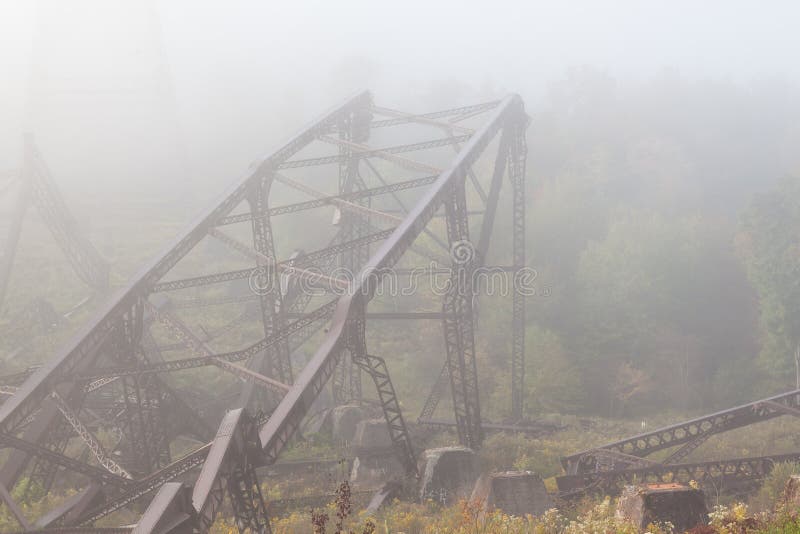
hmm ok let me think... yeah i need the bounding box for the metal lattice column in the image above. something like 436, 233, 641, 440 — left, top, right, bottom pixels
418, 363, 448, 422
332, 105, 373, 404
29, 141, 109, 292
508, 118, 528, 421
227, 453, 271, 534
441, 182, 483, 449
347, 301, 417, 477
21, 417, 73, 498
242, 175, 292, 412
354, 354, 418, 477
0, 137, 33, 310
108, 300, 174, 475
116, 373, 172, 475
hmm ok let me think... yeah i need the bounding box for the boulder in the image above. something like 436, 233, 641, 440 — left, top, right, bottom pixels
616, 484, 707, 532
418, 447, 480, 506
471, 471, 554, 517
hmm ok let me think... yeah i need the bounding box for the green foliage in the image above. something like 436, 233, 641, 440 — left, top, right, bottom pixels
571, 211, 756, 413
751, 463, 800, 513
739, 175, 800, 385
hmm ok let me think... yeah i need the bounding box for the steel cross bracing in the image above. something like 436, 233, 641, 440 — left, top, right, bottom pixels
0, 91, 530, 532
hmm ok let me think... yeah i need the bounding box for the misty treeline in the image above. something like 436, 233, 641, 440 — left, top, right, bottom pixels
472, 68, 800, 418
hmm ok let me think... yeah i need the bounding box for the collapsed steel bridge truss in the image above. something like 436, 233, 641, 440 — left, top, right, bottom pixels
0, 91, 530, 532
557, 389, 800, 498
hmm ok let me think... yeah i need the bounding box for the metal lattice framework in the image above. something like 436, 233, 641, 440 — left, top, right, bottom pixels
0, 135, 109, 309
0, 91, 530, 532
0, 136, 110, 366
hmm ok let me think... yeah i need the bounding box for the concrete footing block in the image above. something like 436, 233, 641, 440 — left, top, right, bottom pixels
471, 471, 554, 517
353, 418, 392, 450
418, 446, 480, 506
616, 483, 707, 531
331, 405, 365, 446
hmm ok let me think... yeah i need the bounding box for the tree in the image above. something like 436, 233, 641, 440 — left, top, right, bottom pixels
572, 211, 756, 413
738, 175, 800, 387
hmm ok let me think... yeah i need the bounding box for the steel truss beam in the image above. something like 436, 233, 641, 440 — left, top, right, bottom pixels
353, 353, 417, 477
209, 227, 349, 291
371, 106, 475, 134
18, 416, 74, 499
192, 409, 270, 533
0, 136, 109, 310
508, 116, 528, 420
319, 136, 442, 175
562, 389, 800, 475
133, 482, 195, 534
75, 445, 212, 526
242, 174, 293, 410
367, 101, 499, 129
74, 300, 337, 382
417, 124, 513, 425
27, 139, 109, 292
279, 135, 471, 169
50, 391, 132, 479
216, 175, 438, 224
0, 432, 132, 489
334, 107, 371, 404
441, 182, 483, 449
557, 452, 800, 498
153, 228, 394, 295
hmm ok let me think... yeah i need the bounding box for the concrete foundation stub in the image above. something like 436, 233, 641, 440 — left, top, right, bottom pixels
418, 446, 480, 506
350, 454, 404, 487
471, 471, 554, 517
353, 418, 393, 450
331, 405, 365, 445
616, 483, 707, 532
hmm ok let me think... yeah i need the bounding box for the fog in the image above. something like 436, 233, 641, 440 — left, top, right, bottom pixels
2, 0, 800, 208
3, 3, 800, 396
4, 0, 800, 478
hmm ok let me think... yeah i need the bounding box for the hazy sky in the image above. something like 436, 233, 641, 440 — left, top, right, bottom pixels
1, 0, 799, 196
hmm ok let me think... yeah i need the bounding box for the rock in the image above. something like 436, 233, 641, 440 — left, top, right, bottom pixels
616, 484, 707, 532
353, 418, 393, 450
331, 405, 365, 445
418, 447, 480, 506
471, 471, 554, 517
